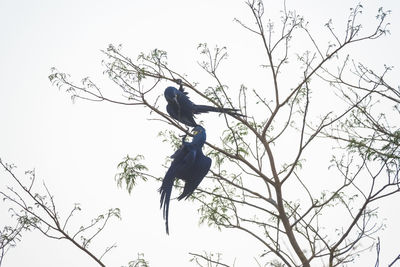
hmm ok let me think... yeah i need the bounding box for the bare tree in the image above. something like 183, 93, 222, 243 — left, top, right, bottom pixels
189, 251, 233, 267
0, 159, 121, 267
0, 220, 26, 266
29, 0, 400, 266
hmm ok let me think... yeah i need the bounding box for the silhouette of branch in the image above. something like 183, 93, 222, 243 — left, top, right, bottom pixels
0, 158, 120, 267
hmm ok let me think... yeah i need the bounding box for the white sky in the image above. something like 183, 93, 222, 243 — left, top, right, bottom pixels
1, 0, 399, 266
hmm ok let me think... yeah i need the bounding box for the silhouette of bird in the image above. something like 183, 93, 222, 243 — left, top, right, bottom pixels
159, 125, 212, 234
164, 85, 244, 127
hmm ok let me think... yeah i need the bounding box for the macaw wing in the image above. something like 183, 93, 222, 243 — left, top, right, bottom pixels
170, 143, 187, 159
171, 144, 196, 164
176, 92, 195, 113
176, 93, 198, 127
166, 103, 179, 121
177, 154, 212, 201
166, 94, 197, 127
182, 147, 196, 166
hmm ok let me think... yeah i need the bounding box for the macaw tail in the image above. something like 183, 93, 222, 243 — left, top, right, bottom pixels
159, 169, 175, 235
159, 186, 171, 235
194, 104, 245, 117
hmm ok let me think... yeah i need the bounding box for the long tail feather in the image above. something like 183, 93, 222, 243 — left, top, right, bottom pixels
159, 168, 176, 235
194, 104, 245, 117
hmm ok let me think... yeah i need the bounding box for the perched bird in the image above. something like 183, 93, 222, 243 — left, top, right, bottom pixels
159, 125, 212, 234
164, 86, 244, 127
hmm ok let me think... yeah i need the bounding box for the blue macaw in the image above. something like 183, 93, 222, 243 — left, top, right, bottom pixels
159, 125, 212, 234
164, 85, 244, 127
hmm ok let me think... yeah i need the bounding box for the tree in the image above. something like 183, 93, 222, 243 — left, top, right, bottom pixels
0, 159, 121, 267
2, 0, 399, 266
0, 159, 151, 267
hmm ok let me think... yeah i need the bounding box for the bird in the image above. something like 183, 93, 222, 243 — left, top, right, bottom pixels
164, 84, 244, 127
159, 125, 212, 234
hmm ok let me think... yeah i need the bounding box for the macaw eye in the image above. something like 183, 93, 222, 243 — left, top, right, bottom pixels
192, 130, 199, 135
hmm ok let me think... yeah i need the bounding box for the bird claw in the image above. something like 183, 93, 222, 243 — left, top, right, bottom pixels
174, 79, 186, 93
179, 134, 187, 142
174, 78, 183, 85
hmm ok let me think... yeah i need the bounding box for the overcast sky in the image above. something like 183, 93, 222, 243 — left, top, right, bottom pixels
1, 0, 399, 266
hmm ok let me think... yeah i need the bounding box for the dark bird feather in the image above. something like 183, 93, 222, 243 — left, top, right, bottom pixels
164, 86, 244, 127
159, 125, 211, 234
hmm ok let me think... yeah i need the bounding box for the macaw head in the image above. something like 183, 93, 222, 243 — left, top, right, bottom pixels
164, 86, 179, 104
191, 125, 207, 146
